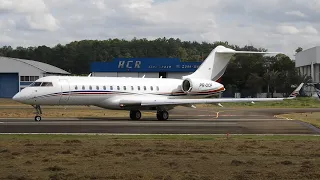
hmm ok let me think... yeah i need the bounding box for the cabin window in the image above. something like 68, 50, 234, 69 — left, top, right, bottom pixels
156, 86, 159, 91
89, 86, 92, 90
96, 86, 99, 90
82, 85, 85, 90
103, 86, 106, 90
131, 86, 134, 91
138, 86, 141, 91
117, 86, 120, 90
150, 86, 153, 91
123, 86, 126, 91
110, 86, 113, 90
75, 85, 78, 90
144, 86, 146, 91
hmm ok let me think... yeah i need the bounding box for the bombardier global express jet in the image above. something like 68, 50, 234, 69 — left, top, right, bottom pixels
12, 46, 303, 121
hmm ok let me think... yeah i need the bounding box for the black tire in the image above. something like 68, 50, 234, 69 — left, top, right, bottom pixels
157, 111, 169, 121
156, 113, 163, 120
130, 110, 141, 120
34, 116, 42, 122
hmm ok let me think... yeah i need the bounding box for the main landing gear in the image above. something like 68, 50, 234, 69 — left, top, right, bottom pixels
157, 110, 169, 121
32, 105, 42, 121
130, 110, 142, 120
129, 110, 169, 121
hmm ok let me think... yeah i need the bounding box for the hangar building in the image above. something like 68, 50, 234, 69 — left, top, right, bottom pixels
295, 46, 320, 95
91, 58, 202, 79
295, 46, 320, 83
0, 57, 70, 98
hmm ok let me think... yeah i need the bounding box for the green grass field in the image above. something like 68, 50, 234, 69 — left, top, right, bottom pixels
1, 134, 320, 180
280, 112, 320, 128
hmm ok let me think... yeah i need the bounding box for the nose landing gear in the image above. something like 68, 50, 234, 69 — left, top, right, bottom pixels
32, 105, 42, 121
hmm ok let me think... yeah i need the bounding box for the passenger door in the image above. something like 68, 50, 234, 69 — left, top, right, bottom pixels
59, 79, 70, 104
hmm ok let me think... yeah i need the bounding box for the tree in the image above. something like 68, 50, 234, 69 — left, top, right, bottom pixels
263, 70, 280, 97
245, 73, 265, 97
296, 47, 303, 53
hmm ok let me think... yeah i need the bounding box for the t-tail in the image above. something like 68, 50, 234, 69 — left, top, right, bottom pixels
183, 45, 280, 81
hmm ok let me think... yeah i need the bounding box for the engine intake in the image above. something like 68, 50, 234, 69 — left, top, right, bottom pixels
181, 78, 224, 94
182, 79, 192, 92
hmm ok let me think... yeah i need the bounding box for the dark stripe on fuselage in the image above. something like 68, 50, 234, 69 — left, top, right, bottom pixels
34, 88, 225, 99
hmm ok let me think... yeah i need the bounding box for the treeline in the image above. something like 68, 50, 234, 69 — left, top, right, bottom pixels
0, 38, 310, 97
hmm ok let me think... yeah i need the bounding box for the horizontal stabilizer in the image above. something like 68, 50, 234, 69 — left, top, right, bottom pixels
217, 51, 281, 54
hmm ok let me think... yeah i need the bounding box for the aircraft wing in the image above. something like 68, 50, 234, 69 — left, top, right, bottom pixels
135, 97, 285, 107
119, 83, 304, 108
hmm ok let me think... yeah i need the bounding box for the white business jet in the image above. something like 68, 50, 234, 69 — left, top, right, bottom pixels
12, 46, 303, 121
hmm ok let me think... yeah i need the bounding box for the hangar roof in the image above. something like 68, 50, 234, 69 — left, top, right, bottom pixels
1, 57, 70, 75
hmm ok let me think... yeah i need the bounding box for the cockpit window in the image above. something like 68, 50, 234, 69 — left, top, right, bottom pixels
30, 82, 42, 87
29, 82, 53, 87
41, 82, 53, 87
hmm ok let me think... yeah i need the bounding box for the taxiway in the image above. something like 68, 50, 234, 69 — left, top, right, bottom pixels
0, 107, 319, 134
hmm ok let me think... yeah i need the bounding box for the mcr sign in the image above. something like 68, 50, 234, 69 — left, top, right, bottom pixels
118, 61, 141, 69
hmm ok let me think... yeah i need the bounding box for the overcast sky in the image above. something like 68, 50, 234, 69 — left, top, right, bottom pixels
1, 0, 320, 57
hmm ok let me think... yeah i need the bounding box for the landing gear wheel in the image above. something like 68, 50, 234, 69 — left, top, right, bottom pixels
130, 110, 141, 120
157, 111, 169, 121
34, 116, 42, 122
32, 105, 43, 121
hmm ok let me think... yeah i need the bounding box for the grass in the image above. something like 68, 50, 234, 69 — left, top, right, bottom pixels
0, 134, 320, 180
201, 97, 320, 108
280, 112, 320, 128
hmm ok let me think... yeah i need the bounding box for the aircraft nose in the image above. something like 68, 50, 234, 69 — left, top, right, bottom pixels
12, 93, 23, 102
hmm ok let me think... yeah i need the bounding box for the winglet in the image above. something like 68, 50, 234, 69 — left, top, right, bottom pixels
287, 83, 304, 99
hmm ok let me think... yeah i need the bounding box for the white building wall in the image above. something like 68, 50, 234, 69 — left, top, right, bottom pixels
316, 64, 318, 82
118, 72, 138, 77
138, 72, 158, 78
296, 46, 318, 67
92, 72, 117, 77
167, 72, 191, 79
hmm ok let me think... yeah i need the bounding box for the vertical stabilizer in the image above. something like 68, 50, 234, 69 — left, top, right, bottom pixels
183, 46, 280, 81
183, 46, 235, 81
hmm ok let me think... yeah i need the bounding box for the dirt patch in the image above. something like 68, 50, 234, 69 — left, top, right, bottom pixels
1, 136, 320, 180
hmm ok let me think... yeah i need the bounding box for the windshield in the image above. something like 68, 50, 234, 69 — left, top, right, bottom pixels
29, 82, 53, 87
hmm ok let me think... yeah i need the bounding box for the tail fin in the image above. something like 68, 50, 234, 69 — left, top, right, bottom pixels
183, 45, 280, 81
288, 83, 304, 99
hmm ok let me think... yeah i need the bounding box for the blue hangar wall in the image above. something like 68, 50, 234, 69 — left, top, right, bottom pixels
91, 58, 202, 78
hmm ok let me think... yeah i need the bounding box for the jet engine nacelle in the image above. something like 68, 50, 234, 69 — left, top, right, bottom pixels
181, 78, 224, 93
